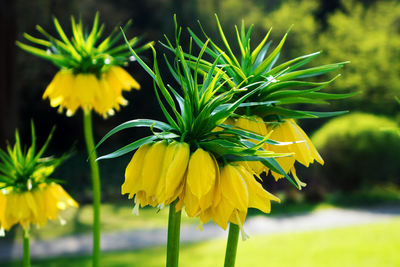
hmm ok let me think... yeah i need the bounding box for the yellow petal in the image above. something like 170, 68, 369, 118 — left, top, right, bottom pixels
186, 148, 217, 199
212, 198, 234, 230
95, 78, 117, 115
45, 70, 75, 109
238, 165, 280, 213
184, 185, 200, 217
140, 141, 167, 196
43, 70, 63, 99
289, 119, 324, 165
159, 142, 190, 203
52, 183, 79, 208
220, 165, 248, 212
122, 143, 151, 198
111, 66, 141, 90
24, 191, 38, 218
32, 189, 47, 226
73, 74, 100, 108
284, 120, 312, 166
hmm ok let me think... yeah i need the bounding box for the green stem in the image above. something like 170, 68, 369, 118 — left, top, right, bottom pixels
224, 223, 240, 267
23, 229, 30, 267
83, 110, 101, 267
166, 201, 182, 267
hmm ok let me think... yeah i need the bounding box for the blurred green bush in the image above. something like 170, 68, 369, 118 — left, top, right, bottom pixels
310, 112, 400, 191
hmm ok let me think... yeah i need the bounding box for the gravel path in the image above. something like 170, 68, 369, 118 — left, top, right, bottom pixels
0, 205, 399, 261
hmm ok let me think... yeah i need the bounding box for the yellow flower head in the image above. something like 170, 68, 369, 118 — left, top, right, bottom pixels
43, 66, 140, 117
0, 124, 78, 234
265, 119, 324, 180
0, 183, 78, 232
230, 116, 323, 189
17, 13, 152, 118
212, 164, 279, 237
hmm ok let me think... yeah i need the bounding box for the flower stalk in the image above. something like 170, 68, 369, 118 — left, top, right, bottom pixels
224, 223, 240, 267
167, 201, 182, 267
83, 110, 101, 267
23, 229, 30, 267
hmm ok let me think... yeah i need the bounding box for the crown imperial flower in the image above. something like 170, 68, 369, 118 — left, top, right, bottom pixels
17, 13, 152, 117
0, 124, 78, 234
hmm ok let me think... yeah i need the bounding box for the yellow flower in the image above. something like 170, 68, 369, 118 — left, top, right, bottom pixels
179, 148, 220, 223
231, 116, 323, 187
0, 183, 78, 232
43, 66, 140, 118
265, 119, 324, 181
212, 164, 279, 236
122, 141, 190, 209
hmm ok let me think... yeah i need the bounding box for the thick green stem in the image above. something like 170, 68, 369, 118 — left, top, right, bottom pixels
23, 229, 30, 267
166, 201, 182, 267
83, 110, 101, 267
224, 223, 240, 267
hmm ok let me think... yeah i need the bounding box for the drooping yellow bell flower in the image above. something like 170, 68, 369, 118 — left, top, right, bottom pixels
265, 119, 324, 181
212, 164, 279, 237
231, 116, 323, 187
43, 66, 140, 117
122, 141, 190, 210
0, 183, 78, 233
180, 148, 220, 221
18, 14, 152, 119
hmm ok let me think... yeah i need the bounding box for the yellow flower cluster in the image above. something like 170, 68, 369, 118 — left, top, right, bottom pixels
0, 183, 78, 233
122, 141, 280, 232
43, 66, 140, 117
233, 116, 324, 186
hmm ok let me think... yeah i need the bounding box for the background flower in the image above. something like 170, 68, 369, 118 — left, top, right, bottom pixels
0, 123, 78, 234
17, 13, 152, 117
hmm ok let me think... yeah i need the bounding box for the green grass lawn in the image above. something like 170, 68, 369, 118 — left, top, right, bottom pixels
3, 218, 399, 267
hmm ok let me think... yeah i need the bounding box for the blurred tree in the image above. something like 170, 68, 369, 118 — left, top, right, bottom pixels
317, 0, 400, 114
311, 112, 400, 191
256, 0, 320, 59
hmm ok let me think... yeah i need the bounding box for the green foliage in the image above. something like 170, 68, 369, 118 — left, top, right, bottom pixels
311, 112, 400, 190
182, 15, 352, 120
254, 0, 320, 58
317, 0, 400, 113
17, 12, 153, 75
